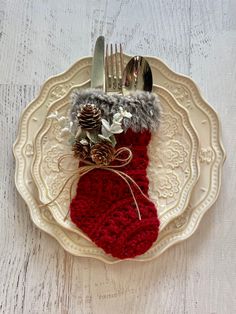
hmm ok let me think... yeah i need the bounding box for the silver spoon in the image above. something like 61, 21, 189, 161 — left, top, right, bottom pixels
122, 56, 153, 94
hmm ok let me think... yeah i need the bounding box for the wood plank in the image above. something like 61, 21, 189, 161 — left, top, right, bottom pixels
185, 0, 236, 313
1, 0, 235, 313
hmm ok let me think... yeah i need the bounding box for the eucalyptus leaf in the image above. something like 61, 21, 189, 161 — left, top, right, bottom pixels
101, 125, 112, 138
80, 129, 86, 138
74, 126, 82, 138
110, 122, 123, 134
118, 107, 132, 118
86, 130, 99, 143
101, 119, 110, 131
98, 134, 112, 142
68, 135, 76, 145
113, 112, 123, 123
110, 135, 117, 147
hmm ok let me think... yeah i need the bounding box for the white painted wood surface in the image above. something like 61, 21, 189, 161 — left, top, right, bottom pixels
0, 0, 235, 313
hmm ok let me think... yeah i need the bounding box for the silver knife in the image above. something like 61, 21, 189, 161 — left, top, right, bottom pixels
91, 36, 105, 91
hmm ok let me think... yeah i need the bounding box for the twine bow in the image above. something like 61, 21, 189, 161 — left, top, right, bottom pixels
40, 147, 151, 221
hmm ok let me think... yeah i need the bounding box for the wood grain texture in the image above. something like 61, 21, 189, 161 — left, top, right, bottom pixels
0, 0, 235, 313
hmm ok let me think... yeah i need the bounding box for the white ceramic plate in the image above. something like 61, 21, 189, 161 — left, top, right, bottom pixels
13, 55, 226, 263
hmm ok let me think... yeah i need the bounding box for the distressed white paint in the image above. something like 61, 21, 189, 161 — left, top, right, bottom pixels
0, 0, 235, 313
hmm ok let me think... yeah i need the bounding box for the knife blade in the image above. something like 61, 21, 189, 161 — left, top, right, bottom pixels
91, 36, 105, 91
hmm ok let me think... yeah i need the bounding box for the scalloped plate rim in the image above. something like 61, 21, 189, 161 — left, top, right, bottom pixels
13, 54, 226, 263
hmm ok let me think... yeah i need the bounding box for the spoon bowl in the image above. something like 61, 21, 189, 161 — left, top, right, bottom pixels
122, 56, 153, 94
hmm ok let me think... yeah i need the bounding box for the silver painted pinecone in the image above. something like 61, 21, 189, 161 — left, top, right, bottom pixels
77, 103, 101, 130
91, 141, 115, 165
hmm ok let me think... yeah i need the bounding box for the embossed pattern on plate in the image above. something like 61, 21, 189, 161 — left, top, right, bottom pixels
13, 55, 226, 263
31, 86, 199, 232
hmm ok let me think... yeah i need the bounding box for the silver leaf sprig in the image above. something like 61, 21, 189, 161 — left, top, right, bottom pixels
47, 106, 132, 148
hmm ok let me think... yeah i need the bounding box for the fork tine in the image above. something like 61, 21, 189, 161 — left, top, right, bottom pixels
119, 43, 124, 76
110, 44, 114, 90
105, 44, 109, 90
115, 44, 119, 89
119, 43, 124, 90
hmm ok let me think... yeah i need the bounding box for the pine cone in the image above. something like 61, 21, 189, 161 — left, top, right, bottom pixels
77, 104, 101, 130
91, 141, 115, 165
72, 139, 90, 160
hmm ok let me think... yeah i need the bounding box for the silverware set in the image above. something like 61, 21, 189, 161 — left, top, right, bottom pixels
92, 36, 153, 94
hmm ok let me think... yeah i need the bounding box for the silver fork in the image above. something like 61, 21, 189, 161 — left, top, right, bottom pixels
105, 43, 124, 93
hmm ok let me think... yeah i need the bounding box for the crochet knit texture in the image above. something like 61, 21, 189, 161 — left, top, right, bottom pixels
70, 129, 160, 259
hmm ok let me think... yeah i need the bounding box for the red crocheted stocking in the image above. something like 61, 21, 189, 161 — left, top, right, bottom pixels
70, 129, 160, 259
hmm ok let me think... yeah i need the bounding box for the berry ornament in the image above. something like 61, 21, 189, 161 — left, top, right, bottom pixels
69, 90, 161, 260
